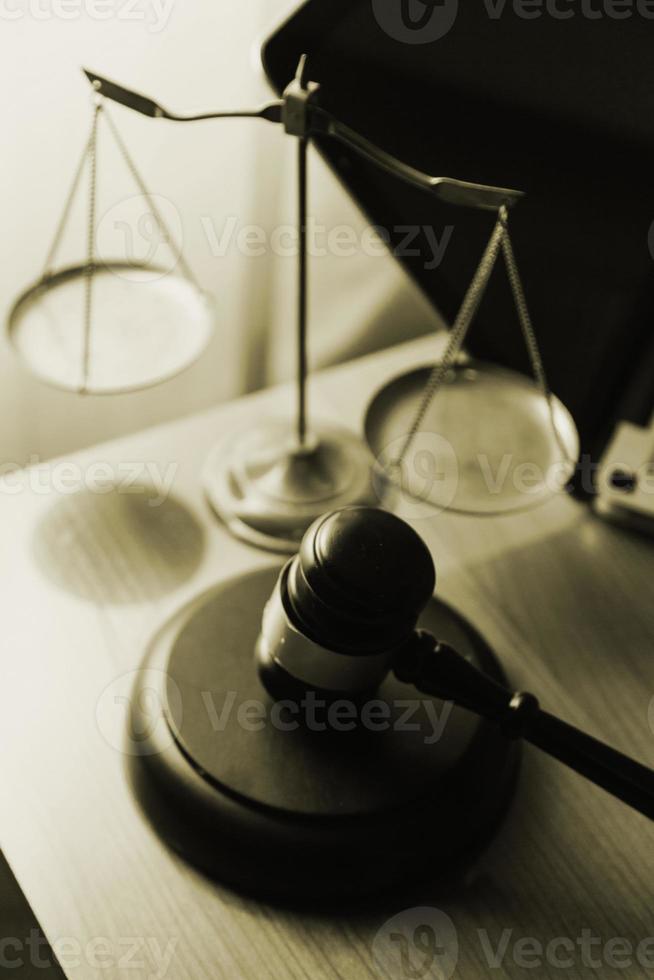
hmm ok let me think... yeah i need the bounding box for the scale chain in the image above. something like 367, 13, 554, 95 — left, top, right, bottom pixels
500, 220, 574, 466
393, 209, 507, 467
42, 123, 96, 278
102, 106, 201, 291
393, 206, 573, 474
81, 100, 100, 394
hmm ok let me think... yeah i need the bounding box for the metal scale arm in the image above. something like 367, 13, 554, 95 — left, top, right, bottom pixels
82, 63, 523, 212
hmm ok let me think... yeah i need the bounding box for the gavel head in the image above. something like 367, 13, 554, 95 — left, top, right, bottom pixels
256, 507, 436, 701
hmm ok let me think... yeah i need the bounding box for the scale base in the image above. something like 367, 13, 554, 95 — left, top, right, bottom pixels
203, 421, 378, 553
128, 567, 520, 902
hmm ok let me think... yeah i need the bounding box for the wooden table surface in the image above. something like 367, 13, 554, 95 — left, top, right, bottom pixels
1, 336, 653, 980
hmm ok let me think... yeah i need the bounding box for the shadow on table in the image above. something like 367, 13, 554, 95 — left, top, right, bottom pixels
31, 486, 206, 604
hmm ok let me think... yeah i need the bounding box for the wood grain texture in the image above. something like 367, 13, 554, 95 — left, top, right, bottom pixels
1, 336, 653, 980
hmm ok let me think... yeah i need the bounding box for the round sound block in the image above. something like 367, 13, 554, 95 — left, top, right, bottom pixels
128, 567, 520, 901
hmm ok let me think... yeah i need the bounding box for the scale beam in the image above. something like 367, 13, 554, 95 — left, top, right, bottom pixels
81, 65, 523, 212
82, 69, 283, 124
308, 107, 522, 211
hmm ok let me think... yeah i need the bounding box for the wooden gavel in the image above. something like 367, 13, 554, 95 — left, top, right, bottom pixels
257, 506, 654, 820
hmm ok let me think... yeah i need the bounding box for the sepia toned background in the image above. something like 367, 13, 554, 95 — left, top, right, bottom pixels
0, 0, 441, 467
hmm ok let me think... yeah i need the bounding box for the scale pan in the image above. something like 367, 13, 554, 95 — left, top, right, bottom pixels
7, 262, 214, 394
365, 361, 579, 516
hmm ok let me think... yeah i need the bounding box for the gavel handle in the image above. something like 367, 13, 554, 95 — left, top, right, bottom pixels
395, 632, 654, 821
527, 711, 654, 819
